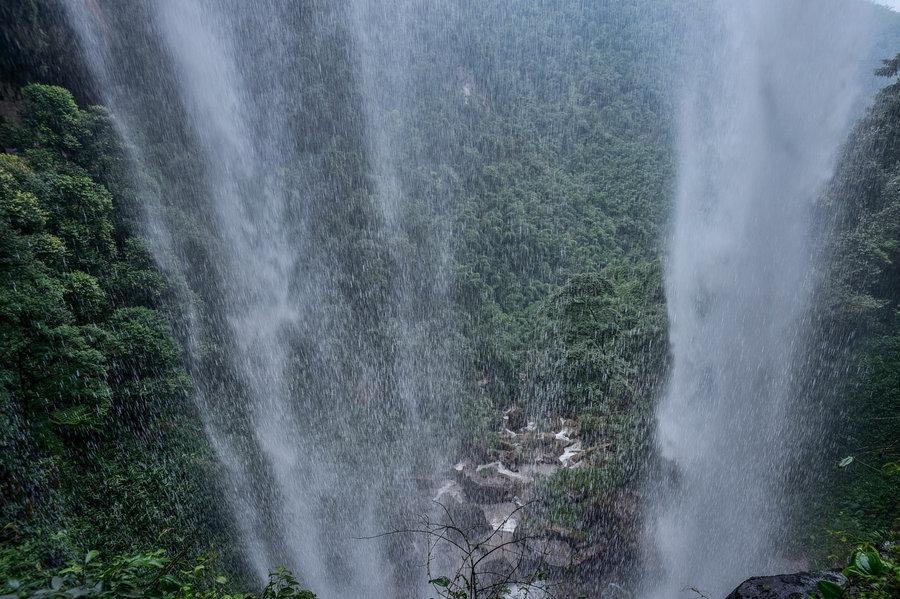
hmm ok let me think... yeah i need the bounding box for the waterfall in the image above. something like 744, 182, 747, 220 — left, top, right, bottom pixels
60, 1, 461, 596
51, 1, 894, 597
644, 1, 876, 597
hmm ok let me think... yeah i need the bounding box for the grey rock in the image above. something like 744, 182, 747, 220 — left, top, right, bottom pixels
454, 466, 517, 503
506, 407, 527, 431
445, 502, 492, 538
725, 570, 845, 599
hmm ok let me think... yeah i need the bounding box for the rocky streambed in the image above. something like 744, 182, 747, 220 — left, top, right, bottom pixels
413, 409, 854, 599
423, 408, 640, 596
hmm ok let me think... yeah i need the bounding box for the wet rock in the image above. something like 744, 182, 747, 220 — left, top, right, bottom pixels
526, 536, 575, 568
530, 431, 557, 444
490, 439, 522, 469
725, 570, 845, 599
546, 524, 585, 546
494, 448, 521, 469
572, 542, 610, 568
559, 440, 583, 466
454, 462, 528, 502
482, 502, 521, 533
506, 407, 527, 431
446, 502, 492, 539
456, 471, 513, 502
554, 428, 575, 446
433, 479, 465, 504
476, 461, 533, 483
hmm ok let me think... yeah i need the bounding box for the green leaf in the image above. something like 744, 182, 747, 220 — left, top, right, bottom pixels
429, 577, 452, 588
51, 577, 63, 591
85, 551, 99, 564
838, 456, 854, 468
865, 551, 886, 575
158, 575, 181, 592
817, 579, 843, 599
852, 551, 874, 575
843, 551, 861, 577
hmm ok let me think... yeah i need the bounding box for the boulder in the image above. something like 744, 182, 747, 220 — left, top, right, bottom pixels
456, 470, 514, 503
445, 502, 492, 539
546, 524, 585, 546
572, 542, 610, 567
489, 439, 522, 469
482, 502, 521, 534
494, 448, 521, 469
725, 570, 845, 599
526, 536, 575, 568
433, 479, 465, 504
505, 407, 527, 431
454, 462, 529, 503
530, 431, 558, 444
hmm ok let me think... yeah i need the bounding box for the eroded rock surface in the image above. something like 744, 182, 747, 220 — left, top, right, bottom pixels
725, 570, 845, 599
434, 411, 629, 584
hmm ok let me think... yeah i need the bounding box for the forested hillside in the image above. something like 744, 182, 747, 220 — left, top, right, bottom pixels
810, 54, 900, 551
0, 1, 898, 598
0, 85, 218, 580
0, 2, 684, 589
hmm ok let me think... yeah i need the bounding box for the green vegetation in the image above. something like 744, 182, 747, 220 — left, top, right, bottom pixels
0, 1, 681, 586
817, 544, 899, 599
526, 264, 666, 417
0, 84, 216, 580
807, 53, 900, 556
0, 0, 898, 595
0, 549, 314, 599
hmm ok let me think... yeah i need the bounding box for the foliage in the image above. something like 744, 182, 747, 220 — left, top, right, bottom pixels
808, 52, 900, 552
525, 264, 667, 417
0, 84, 216, 576
529, 464, 626, 534
440, 1, 679, 412
0, 549, 314, 599
3, 4, 896, 595
260, 569, 315, 599
20, 84, 87, 156
816, 544, 900, 599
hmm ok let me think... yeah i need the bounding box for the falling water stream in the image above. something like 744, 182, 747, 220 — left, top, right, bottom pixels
62, 1, 461, 597
645, 2, 876, 597
53, 1, 892, 598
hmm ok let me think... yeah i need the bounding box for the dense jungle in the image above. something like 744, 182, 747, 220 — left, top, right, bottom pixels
0, 1, 899, 598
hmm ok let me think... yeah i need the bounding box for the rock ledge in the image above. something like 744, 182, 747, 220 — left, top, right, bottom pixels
726, 570, 845, 599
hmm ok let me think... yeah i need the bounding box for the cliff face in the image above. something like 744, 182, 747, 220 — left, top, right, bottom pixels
0, 1, 98, 105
